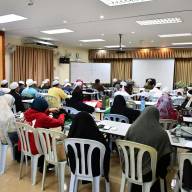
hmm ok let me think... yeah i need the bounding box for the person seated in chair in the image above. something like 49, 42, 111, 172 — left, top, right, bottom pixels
93, 79, 105, 92
68, 112, 110, 182
66, 85, 95, 113
110, 95, 140, 124
125, 106, 172, 192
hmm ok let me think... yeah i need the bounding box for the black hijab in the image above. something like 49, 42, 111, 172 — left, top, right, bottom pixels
111, 95, 127, 114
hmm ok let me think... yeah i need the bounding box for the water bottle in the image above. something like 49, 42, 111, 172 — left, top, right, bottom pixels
140, 96, 145, 111
101, 95, 106, 109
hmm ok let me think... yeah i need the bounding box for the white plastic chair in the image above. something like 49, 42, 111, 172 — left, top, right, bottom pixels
37, 128, 67, 192
159, 119, 177, 130
127, 100, 137, 110
64, 106, 80, 115
176, 153, 192, 192
104, 114, 129, 123
16, 122, 42, 185
64, 138, 110, 192
116, 139, 165, 192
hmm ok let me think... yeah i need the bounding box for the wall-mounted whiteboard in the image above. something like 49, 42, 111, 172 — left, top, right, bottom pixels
70, 63, 111, 83
132, 59, 175, 89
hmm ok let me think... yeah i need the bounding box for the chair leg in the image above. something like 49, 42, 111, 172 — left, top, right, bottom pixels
31, 155, 39, 185
93, 176, 100, 192
120, 173, 126, 192
69, 173, 78, 192
105, 179, 110, 192
58, 161, 66, 192
19, 153, 24, 180
127, 181, 132, 192
160, 179, 165, 192
142, 182, 152, 192
41, 160, 48, 191
0, 144, 8, 175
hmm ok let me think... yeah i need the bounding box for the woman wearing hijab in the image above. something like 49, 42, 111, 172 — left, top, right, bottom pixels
156, 88, 177, 120
18, 97, 65, 155
66, 86, 95, 113
68, 112, 110, 181
110, 95, 140, 124
125, 106, 172, 192
0, 94, 17, 145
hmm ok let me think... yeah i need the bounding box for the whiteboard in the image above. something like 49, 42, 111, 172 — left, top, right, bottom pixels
70, 63, 111, 83
132, 59, 175, 90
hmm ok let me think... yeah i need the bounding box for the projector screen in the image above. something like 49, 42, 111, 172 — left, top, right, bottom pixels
70, 63, 111, 83
132, 59, 175, 89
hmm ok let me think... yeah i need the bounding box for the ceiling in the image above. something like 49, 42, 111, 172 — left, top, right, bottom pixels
0, 0, 192, 49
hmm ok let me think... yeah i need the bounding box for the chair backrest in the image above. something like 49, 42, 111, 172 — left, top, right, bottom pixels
116, 139, 157, 185
127, 100, 137, 109
37, 128, 65, 164
44, 95, 60, 108
178, 152, 192, 190
16, 122, 42, 156
159, 119, 177, 130
64, 138, 106, 179
64, 106, 80, 115
104, 114, 129, 123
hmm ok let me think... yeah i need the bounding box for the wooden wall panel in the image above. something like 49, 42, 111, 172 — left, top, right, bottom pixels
0, 31, 5, 80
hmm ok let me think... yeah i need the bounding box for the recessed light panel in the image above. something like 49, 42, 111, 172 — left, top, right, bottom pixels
159, 33, 192, 38
172, 42, 192, 45
41, 28, 74, 34
0, 14, 27, 24
99, 0, 152, 6
136, 17, 182, 26
79, 39, 105, 42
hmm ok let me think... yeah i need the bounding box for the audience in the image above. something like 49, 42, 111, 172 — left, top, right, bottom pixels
125, 106, 172, 192
21, 79, 38, 99
40, 79, 50, 89
68, 112, 110, 181
18, 81, 25, 94
48, 80, 68, 103
156, 88, 178, 120
66, 85, 95, 113
110, 95, 140, 123
9, 82, 25, 112
93, 79, 105, 92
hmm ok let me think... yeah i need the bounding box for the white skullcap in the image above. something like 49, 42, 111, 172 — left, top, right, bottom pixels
54, 77, 59, 80
33, 81, 37, 84
120, 81, 127, 86
113, 78, 118, 83
44, 79, 49, 83
52, 80, 59, 86
26, 79, 34, 86
1, 79, 8, 85
162, 87, 170, 94
10, 82, 19, 90
155, 82, 162, 88
64, 79, 69, 84
64, 83, 71, 87
19, 80, 25, 85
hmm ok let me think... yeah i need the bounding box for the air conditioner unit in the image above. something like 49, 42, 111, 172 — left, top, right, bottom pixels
22, 37, 58, 48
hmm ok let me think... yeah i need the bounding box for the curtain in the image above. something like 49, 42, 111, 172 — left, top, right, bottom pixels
174, 59, 192, 84
12, 46, 53, 85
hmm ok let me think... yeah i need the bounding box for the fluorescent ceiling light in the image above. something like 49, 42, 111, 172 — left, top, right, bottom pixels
41, 28, 74, 34
136, 17, 182, 26
159, 33, 192, 38
0, 14, 27, 24
79, 39, 105, 43
104, 45, 125, 48
99, 0, 152, 6
172, 42, 192, 45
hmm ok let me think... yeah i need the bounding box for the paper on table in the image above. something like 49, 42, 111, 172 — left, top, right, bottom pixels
185, 141, 192, 148
84, 101, 97, 108
183, 117, 192, 123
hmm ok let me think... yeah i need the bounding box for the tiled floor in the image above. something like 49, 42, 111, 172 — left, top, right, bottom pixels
0, 148, 179, 192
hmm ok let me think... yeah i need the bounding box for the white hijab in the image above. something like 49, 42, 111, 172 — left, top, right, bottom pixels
0, 95, 16, 143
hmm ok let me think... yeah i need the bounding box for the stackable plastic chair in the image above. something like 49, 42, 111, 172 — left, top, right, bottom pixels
64, 106, 80, 115
44, 95, 60, 108
64, 138, 110, 192
175, 153, 192, 192
116, 140, 165, 192
127, 100, 137, 110
104, 114, 129, 123
159, 119, 177, 130
37, 128, 67, 192
16, 122, 42, 185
